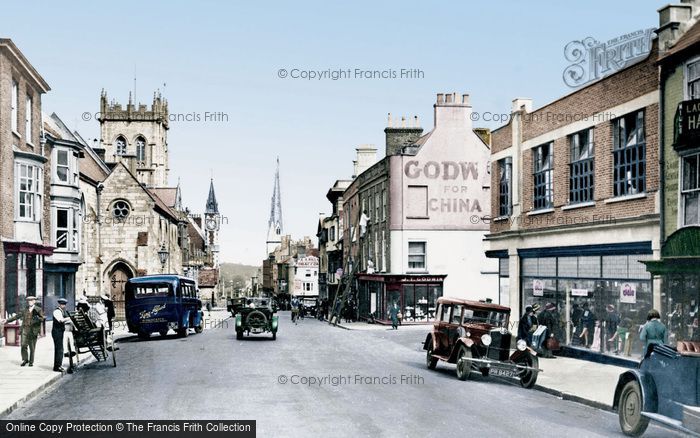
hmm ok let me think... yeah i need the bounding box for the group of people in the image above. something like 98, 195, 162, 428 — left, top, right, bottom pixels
518, 300, 669, 358
0, 293, 115, 373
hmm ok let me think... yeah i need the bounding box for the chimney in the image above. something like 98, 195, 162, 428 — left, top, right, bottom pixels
474, 128, 491, 146
657, 1, 698, 52
384, 113, 423, 156
434, 92, 472, 130
353, 145, 377, 178
512, 98, 533, 114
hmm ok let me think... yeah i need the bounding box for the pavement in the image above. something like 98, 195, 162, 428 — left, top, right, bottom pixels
335, 319, 629, 410
0, 308, 230, 418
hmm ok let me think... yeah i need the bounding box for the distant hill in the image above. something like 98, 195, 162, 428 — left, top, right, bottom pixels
219, 262, 261, 293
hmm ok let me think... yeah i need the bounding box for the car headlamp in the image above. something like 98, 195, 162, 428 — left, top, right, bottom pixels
517, 339, 527, 351
481, 334, 492, 346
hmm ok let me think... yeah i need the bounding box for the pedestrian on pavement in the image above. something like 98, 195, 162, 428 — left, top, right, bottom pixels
640, 309, 667, 356
94, 296, 109, 329
291, 296, 300, 324
570, 303, 583, 344
52, 298, 71, 372
517, 305, 539, 346
102, 293, 115, 332
537, 303, 559, 357
1, 296, 45, 367
77, 295, 90, 314
388, 302, 400, 330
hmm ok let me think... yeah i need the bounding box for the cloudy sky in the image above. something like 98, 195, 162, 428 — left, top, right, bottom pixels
4, 1, 654, 265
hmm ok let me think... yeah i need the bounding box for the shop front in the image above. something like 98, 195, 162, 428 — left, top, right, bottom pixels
518, 242, 654, 358
644, 227, 700, 346
356, 274, 445, 323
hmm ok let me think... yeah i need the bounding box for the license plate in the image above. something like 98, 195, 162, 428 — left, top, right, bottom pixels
252, 328, 263, 333
492, 368, 516, 378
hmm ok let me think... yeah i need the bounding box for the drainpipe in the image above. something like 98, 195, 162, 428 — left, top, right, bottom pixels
96, 181, 104, 293
659, 75, 666, 246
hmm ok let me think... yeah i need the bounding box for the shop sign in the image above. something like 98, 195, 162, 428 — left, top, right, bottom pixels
533, 279, 544, 297
571, 288, 588, 297
620, 283, 637, 304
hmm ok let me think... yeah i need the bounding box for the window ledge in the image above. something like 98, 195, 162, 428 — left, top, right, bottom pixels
12, 130, 21, 139
406, 216, 429, 220
526, 208, 554, 216
603, 193, 647, 204
562, 201, 596, 211
493, 216, 511, 222
26, 141, 34, 148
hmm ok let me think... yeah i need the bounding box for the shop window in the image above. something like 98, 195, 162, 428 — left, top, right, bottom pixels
602, 255, 629, 279
569, 128, 594, 204
533, 143, 553, 210
682, 153, 700, 226
408, 242, 426, 270
613, 111, 646, 197
498, 157, 512, 216
558, 257, 578, 277
578, 256, 601, 278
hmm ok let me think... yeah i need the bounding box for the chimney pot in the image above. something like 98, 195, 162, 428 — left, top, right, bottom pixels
437, 93, 444, 104
462, 94, 470, 105
445, 93, 453, 103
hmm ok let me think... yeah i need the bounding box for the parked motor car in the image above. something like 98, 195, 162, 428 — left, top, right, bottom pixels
614, 341, 700, 436
235, 297, 278, 340
423, 297, 541, 388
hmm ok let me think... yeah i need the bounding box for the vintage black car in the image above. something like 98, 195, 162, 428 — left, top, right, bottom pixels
423, 297, 541, 388
235, 297, 278, 340
614, 341, 700, 436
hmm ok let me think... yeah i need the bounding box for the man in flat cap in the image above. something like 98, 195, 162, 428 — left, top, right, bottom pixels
1, 296, 45, 366
52, 298, 71, 372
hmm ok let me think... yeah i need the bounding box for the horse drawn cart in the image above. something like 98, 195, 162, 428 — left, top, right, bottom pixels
67, 310, 116, 367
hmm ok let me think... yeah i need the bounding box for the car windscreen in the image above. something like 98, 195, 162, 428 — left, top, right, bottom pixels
463, 309, 508, 327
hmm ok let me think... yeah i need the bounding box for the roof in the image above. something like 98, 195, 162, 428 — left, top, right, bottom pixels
150, 187, 178, 208
205, 179, 219, 214
44, 113, 78, 143
0, 39, 50, 92
147, 188, 180, 222
79, 151, 109, 184
198, 269, 219, 287
437, 297, 511, 313
659, 20, 700, 62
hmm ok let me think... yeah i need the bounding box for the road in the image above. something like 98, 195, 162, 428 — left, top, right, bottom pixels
7, 312, 682, 438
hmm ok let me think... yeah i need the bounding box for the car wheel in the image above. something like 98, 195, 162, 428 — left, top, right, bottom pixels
195, 320, 204, 334
138, 331, 150, 340
236, 330, 243, 340
177, 327, 189, 338
455, 345, 472, 381
272, 332, 277, 340
517, 353, 539, 389
159, 329, 168, 337
480, 368, 490, 377
618, 380, 650, 437
426, 340, 438, 370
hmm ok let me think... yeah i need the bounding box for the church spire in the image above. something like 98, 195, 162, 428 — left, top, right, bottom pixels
266, 158, 283, 254
205, 178, 219, 214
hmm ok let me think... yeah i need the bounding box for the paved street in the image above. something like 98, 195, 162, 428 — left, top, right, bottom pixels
7, 312, 681, 438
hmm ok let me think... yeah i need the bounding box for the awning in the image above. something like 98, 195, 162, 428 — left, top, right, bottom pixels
643, 226, 700, 275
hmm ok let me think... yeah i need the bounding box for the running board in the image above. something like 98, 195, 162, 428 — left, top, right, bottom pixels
641, 412, 700, 437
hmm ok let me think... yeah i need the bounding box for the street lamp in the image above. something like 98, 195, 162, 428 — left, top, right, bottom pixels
158, 243, 169, 273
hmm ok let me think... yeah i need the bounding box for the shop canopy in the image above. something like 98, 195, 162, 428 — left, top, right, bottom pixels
643, 227, 700, 275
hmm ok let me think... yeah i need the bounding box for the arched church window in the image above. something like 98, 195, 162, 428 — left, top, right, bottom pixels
115, 136, 127, 156
136, 136, 146, 163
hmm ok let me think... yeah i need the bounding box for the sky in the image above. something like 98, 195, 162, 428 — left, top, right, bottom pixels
3, 1, 656, 265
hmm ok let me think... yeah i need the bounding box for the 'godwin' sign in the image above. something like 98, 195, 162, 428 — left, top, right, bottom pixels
404, 160, 482, 213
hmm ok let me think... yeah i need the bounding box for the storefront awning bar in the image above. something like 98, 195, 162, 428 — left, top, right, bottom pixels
485, 249, 508, 259
642, 258, 700, 275
518, 241, 652, 258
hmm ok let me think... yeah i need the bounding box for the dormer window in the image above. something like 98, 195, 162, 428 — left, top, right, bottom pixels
115, 136, 127, 156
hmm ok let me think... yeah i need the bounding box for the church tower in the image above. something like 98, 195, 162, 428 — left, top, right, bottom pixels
266, 158, 283, 255
98, 90, 170, 187
204, 178, 220, 269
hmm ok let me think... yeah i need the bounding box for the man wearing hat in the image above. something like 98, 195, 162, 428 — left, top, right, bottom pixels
0, 296, 45, 366
102, 294, 115, 332
51, 298, 72, 372
517, 304, 540, 347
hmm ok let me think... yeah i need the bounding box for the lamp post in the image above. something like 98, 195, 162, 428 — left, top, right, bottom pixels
252, 276, 258, 297
158, 243, 169, 273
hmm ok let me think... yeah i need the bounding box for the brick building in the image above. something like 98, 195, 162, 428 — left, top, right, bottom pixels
0, 39, 52, 345
317, 179, 350, 303
486, 39, 661, 357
